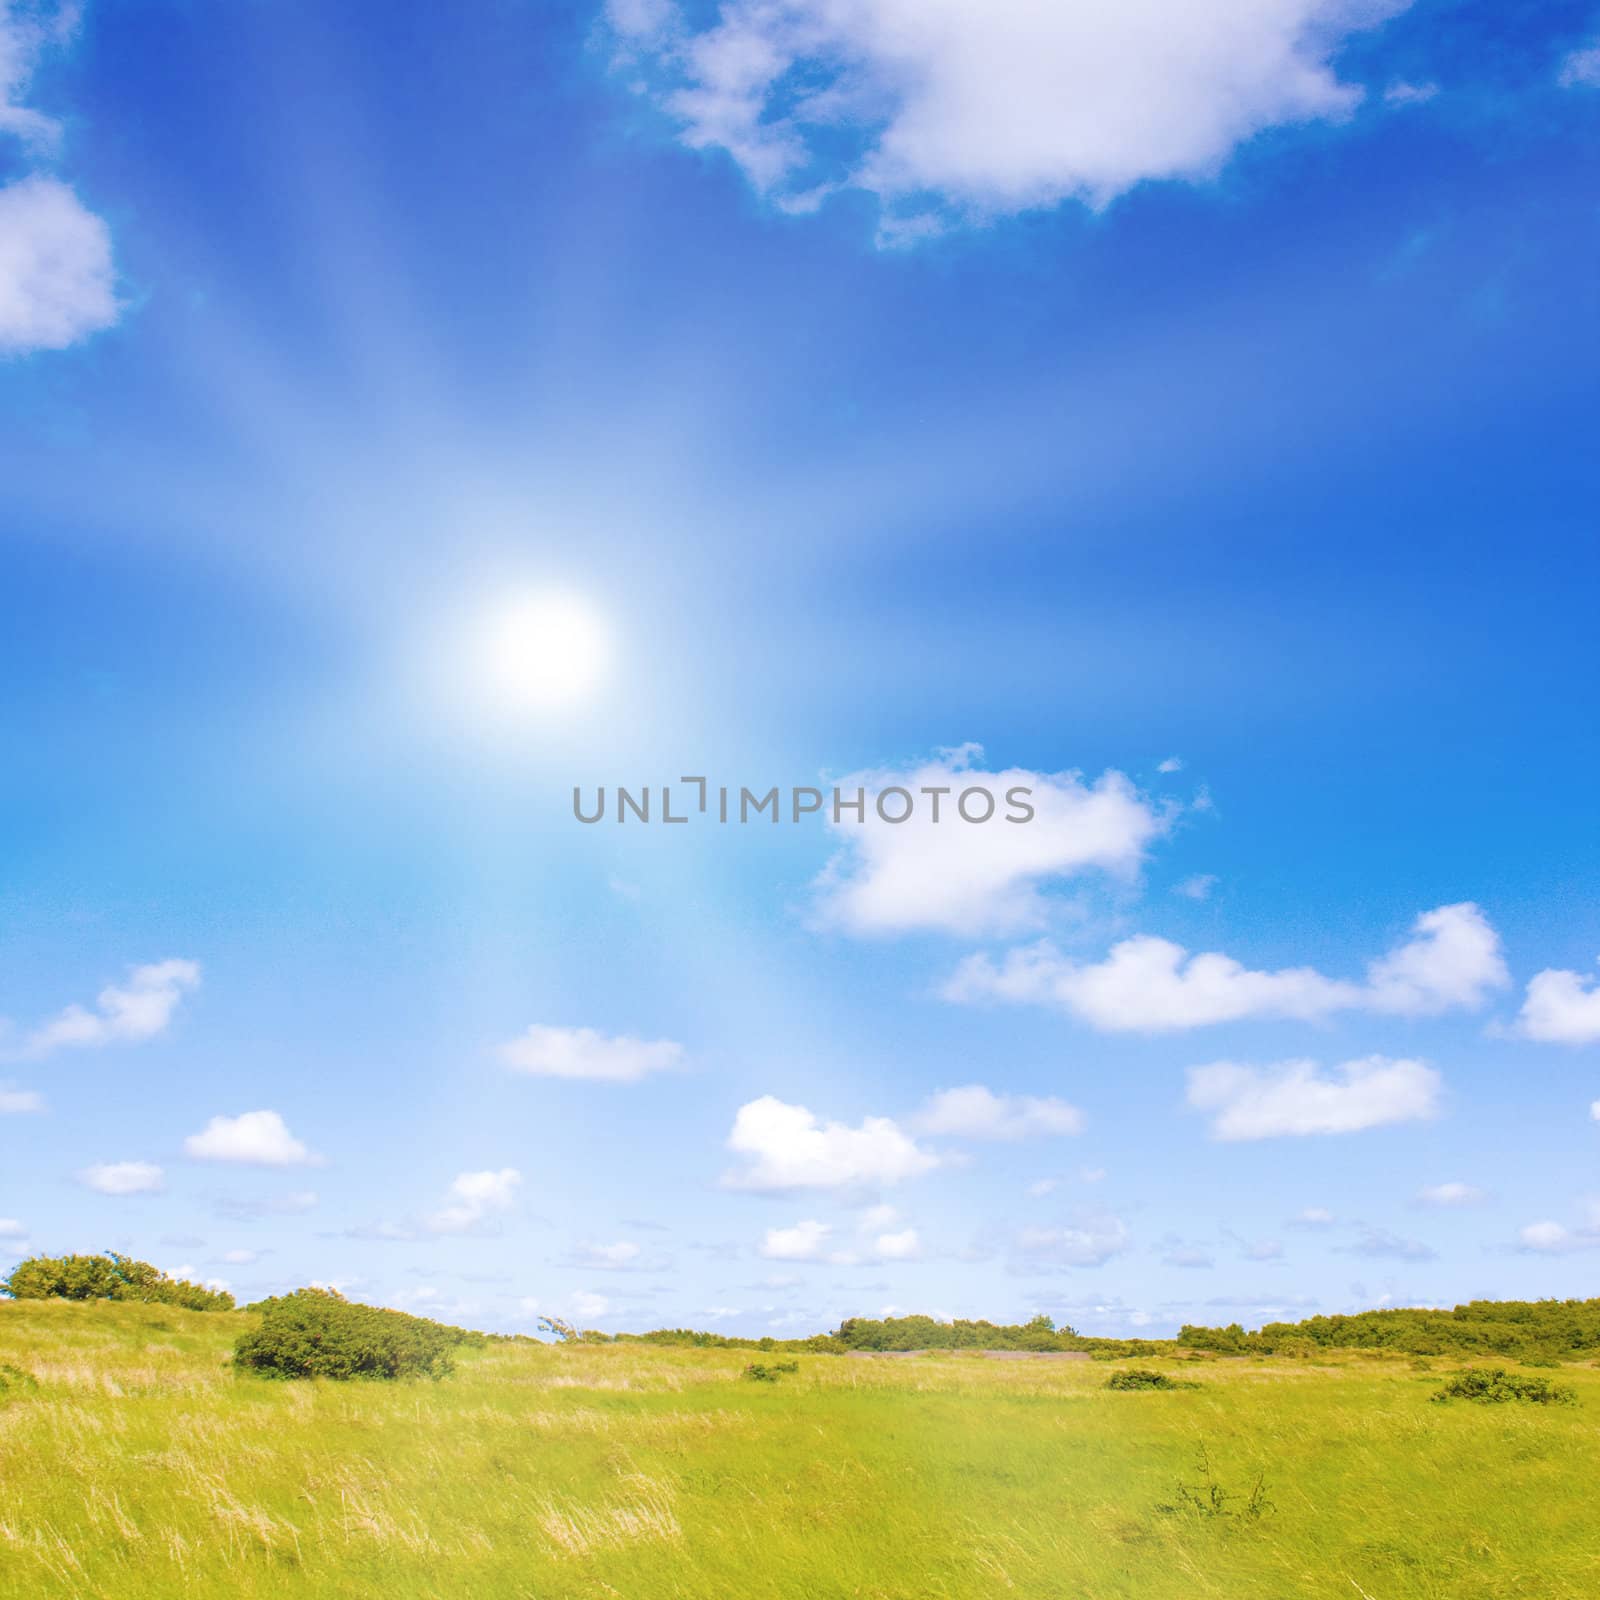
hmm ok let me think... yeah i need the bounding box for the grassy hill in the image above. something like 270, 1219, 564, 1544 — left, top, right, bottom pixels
3, 1296, 1598, 1598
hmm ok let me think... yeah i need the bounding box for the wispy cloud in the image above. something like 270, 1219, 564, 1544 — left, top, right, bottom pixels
948, 903, 1506, 1032
1187, 1056, 1441, 1140
498, 1024, 683, 1081
8, 960, 200, 1059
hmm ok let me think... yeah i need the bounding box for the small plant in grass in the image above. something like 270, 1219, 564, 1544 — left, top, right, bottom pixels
0, 1362, 39, 1397
1158, 1441, 1273, 1520
1430, 1367, 1577, 1406
743, 1361, 799, 1382
1106, 1367, 1197, 1391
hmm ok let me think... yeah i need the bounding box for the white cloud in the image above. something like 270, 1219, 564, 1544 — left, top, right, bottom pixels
0, 5, 119, 354
912, 1084, 1083, 1141
760, 1215, 923, 1263
1290, 1206, 1336, 1228
0, 1217, 24, 1237
874, 1227, 921, 1260
14, 959, 200, 1058
946, 903, 1505, 1032
575, 1240, 643, 1270
1513, 960, 1600, 1044
0, 1083, 42, 1113
1015, 1215, 1129, 1268
724, 1095, 938, 1191
1157, 757, 1184, 774
812, 746, 1167, 937
1416, 1181, 1486, 1208
1592, 1100, 1600, 1123
1516, 1204, 1600, 1255
427, 1168, 522, 1233
760, 1219, 834, 1261
220, 1248, 260, 1265
1362, 904, 1508, 1015
1186, 1056, 1441, 1140
497, 1024, 683, 1081
183, 1110, 319, 1167
80, 1160, 164, 1196
609, 0, 1406, 235
1558, 43, 1600, 89
572, 1290, 610, 1320
0, 176, 117, 354
1173, 874, 1218, 901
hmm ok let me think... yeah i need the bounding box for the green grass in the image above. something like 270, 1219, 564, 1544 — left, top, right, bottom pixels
3, 1300, 1598, 1598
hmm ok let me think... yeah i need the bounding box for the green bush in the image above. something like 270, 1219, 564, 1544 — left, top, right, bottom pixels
743, 1360, 799, 1382
1106, 1368, 1195, 1391
2, 1253, 234, 1311
233, 1288, 479, 1381
1430, 1367, 1577, 1406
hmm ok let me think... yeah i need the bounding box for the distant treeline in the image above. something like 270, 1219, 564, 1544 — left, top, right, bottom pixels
1177, 1300, 1600, 1361
607, 1314, 1152, 1357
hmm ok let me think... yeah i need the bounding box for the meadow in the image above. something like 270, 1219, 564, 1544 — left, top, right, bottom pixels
2, 1298, 1597, 1600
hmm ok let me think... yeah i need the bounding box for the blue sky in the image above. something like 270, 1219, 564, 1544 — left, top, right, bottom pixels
2, 0, 1599, 1336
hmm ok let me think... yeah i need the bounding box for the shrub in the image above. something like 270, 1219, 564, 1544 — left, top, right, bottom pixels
233, 1288, 477, 1380
2, 1253, 234, 1311
743, 1361, 799, 1382
1106, 1368, 1194, 1391
1430, 1367, 1577, 1406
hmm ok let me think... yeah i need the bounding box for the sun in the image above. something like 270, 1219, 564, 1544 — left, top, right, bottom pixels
478, 590, 612, 714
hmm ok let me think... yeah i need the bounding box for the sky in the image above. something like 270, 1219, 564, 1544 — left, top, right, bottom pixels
2, 0, 1599, 1339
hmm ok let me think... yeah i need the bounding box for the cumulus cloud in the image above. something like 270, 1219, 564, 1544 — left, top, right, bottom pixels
760, 1219, 835, 1261
873, 1226, 921, 1260
724, 1095, 938, 1191
1015, 1215, 1130, 1269
1517, 1208, 1600, 1254
1558, 43, 1600, 89
0, 1083, 42, 1113
498, 1024, 683, 1081
0, 176, 118, 354
1186, 1056, 1441, 1140
12, 960, 200, 1058
427, 1168, 522, 1234
607, 0, 1407, 235
183, 1110, 319, 1167
0, 7, 119, 354
1415, 1181, 1486, 1208
946, 903, 1505, 1032
812, 746, 1167, 937
1513, 960, 1600, 1044
80, 1160, 164, 1196
912, 1084, 1083, 1140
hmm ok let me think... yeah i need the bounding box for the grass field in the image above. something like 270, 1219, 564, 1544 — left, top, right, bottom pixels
2, 1299, 1597, 1599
